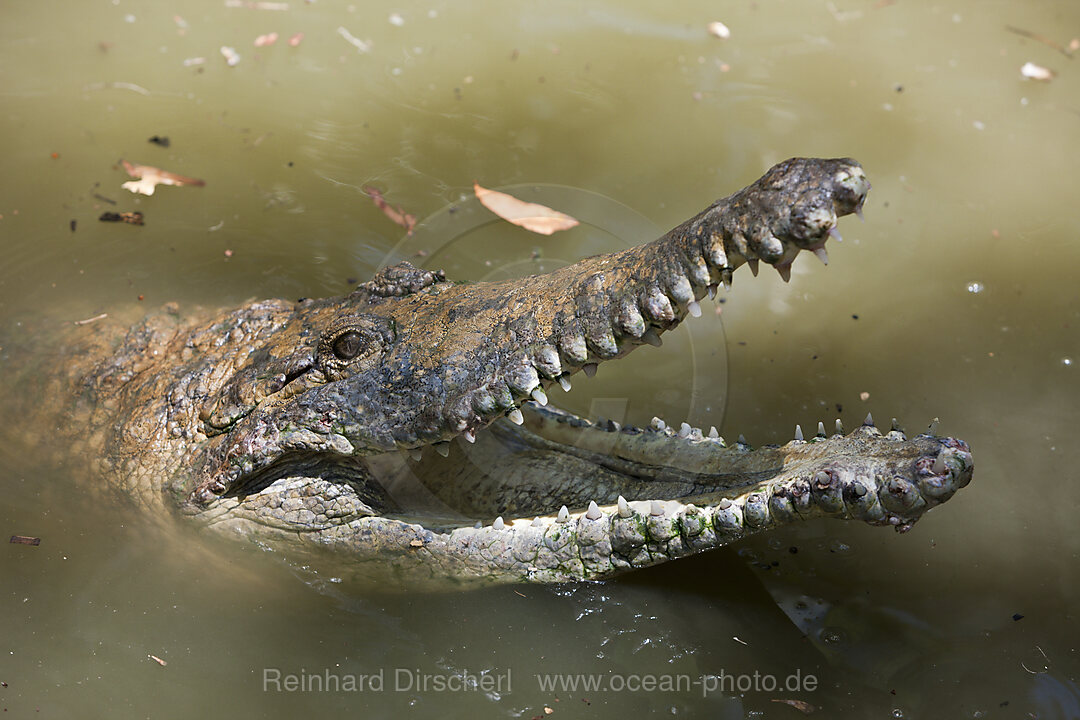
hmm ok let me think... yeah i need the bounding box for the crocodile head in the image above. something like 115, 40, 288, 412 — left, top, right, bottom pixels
173, 158, 971, 584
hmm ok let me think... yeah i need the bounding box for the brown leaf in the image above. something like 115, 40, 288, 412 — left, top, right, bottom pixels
363, 186, 417, 234
121, 160, 205, 196
473, 183, 579, 235
771, 699, 816, 713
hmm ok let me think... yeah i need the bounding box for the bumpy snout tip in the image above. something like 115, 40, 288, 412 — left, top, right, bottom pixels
832, 160, 871, 219
915, 437, 974, 503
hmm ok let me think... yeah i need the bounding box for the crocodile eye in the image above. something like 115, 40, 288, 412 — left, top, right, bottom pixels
331, 331, 364, 360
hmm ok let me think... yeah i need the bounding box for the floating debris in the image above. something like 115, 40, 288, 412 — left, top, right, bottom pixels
707, 21, 731, 39
1020, 61, 1056, 81
99, 211, 145, 225
221, 46, 241, 66
9, 535, 41, 546
337, 26, 372, 53
473, 183, 579, 235
363, 186, 417, 234
121, 160, 205, 196
73, 313, 109, 326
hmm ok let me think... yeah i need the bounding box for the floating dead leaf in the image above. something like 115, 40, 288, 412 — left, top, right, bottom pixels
859, 391, 870, 402
99, 211, 145, 225
288, 32, 304, 47
363, 186, 417, 235
255, 32, 278, 47
707, 21, 731, 39
10, 535, 41, 546
121, 160, 205, 196
473, 184, 579, 236
771, 698, 816, 714
148, 654, 168, 667
1020, 61, 1056, 81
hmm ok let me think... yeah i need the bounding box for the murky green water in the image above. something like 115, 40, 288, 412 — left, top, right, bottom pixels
3, 0, 1079, 717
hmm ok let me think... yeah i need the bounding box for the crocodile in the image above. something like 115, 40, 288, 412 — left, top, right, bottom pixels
10, 158, 972, 585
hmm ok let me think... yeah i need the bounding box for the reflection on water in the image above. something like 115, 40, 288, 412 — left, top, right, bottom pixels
2, 0, 1080, 716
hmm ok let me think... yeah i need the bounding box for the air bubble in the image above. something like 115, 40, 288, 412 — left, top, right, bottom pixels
966, 281, 984, 294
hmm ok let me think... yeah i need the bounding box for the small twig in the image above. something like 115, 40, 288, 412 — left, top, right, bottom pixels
1006, 25, 1074, 59
74, 313, 108, 326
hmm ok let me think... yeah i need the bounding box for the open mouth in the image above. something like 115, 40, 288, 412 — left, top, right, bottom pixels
197, 403, 972, 583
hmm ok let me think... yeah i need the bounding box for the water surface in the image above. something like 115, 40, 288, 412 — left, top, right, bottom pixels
2, 0, 1079, 717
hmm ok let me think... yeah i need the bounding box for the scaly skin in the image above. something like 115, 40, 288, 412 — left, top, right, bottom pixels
16, 158, 972, 585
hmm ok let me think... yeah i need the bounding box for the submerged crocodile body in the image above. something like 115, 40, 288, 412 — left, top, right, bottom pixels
18, 158, 972, 584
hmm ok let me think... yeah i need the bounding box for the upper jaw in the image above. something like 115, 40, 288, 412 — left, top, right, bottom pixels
190, 158, 872, 503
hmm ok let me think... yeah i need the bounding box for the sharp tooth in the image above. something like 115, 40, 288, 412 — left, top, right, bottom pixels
409, 448, 422, 461
642, 328, 663, 347
814, 471, 832, 488
474, 521, 482, 529
586, 501, 602, 520
835, 419, 844, 435
508, 408, 524, 425
737, 434, 748, 446
721, 268, 733, 290
557, 505, 570, 523
817, 421, 826, 437
617, 495, 632, 518
891, 417, 901, 431
863, 412, 875, 427
583, 363, 598, 377
932, 452, 947, 474
748, 259, 759, 276
650, 500, 665, 516
651, 417, 667, 431
829, 226, 843, 242
493, 516, 505, 530
813, 247, 829, 265
855, 200, 865, 221
687, 300, 702, 318
558, 376, 572, 392
531, 387, 548, 406
707, 283, 718, 299
776, 264, 791, 283
532, 516, 543, 527
928, 417, 940, 435
435, 443, 450, 457
678, 422, 691, 438
794, 424, 804, 442
708, 426, 719, 439
463, 430, 476, 443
